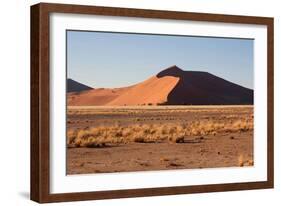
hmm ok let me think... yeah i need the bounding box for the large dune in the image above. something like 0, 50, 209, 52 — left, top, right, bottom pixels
107, 76, 179, 106
68, 65, 253, 106
157, 66, 253, 105
68, 75, 179, 106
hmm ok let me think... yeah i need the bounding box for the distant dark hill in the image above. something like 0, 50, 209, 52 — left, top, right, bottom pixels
157, 65, 253, 105
67, 79, 92, 93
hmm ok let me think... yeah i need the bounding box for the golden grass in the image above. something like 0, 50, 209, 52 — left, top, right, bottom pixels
67, 118, 253, 148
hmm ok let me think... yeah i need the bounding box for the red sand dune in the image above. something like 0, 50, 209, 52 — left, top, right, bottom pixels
107, 76, 179, 106
157, 66, 253, 105
68, 87, 130, 106
68, 75, 179, 106
67, 65, 253, 106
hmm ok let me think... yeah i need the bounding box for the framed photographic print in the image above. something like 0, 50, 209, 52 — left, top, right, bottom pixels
31, 3, 274, 203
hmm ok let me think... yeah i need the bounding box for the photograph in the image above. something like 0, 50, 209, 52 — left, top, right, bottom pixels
30, 3, 274, 202
66, 30, 254, 175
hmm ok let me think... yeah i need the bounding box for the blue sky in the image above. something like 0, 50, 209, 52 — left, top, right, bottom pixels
67, 30, 253, 89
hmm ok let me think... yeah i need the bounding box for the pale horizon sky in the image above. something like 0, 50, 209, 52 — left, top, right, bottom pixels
67, 30, 253, 89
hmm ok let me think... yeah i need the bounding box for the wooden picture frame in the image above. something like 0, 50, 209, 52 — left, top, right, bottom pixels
31, 2, 274, 203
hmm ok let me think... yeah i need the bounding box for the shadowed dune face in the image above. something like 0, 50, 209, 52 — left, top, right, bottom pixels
68, 65, 253, 106
157, 65, 253, 105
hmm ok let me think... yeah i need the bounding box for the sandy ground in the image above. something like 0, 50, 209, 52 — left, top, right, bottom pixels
67, 131, 253, 174
67, 106, 253, 174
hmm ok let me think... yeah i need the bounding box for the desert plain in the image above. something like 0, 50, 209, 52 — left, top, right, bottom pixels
67, 105, 253, 174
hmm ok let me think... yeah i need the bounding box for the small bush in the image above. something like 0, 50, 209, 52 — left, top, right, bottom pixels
134, 136, 145, 143
168, 135, 184, 143
248, 159, 254, 166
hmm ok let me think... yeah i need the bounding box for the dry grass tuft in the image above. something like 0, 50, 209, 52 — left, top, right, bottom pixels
238, 154, 244, 167
168, 135, 185, 143
238, 155, 254, 167
248, 159, 254, 166
160, 157, 170, 162
67, 117, 253, 148
168, 162, 183, 167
